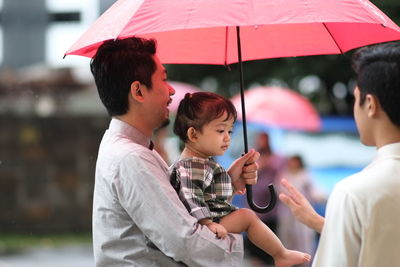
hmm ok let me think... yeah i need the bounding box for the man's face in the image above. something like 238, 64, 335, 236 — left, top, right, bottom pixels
144, 56, 175, 129
353, 86, 374, 146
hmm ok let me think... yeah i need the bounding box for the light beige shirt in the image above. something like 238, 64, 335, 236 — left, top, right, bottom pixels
313, 142, 400, 267
93, 118, 243, 267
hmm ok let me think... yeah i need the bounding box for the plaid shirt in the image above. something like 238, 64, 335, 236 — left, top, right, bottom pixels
170, 157, 237, 221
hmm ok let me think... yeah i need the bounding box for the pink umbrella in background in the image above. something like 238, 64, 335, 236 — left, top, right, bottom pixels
231, 86, 321, 132
168, 81, 201, 113
65, 0, 400, 213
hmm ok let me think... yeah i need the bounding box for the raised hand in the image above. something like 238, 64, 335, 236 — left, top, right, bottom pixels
279, 178, 325, 233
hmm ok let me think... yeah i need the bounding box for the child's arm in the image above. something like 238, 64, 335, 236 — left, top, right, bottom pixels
199, 218, 228, 238
173, 163, 212, 220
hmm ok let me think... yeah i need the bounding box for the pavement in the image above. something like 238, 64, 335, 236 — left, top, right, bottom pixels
0, 244, 273, 267
0, 245, 94, 267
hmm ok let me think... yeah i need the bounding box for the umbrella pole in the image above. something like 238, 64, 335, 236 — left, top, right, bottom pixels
235, 26, 249, 154
236, 26, 276, 213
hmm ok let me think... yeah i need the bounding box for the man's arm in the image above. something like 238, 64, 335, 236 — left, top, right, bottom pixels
116, 150, 243, 266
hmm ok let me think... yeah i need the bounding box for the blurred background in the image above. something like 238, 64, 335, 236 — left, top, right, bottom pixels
0, 0, 399, 266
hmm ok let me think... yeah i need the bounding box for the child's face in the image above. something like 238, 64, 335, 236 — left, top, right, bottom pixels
192, 113, 234, 157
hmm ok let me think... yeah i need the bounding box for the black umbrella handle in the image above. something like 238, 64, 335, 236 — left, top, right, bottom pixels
236, 26, 277, 213
241, 151, 277, 213
245, 183, 277, 213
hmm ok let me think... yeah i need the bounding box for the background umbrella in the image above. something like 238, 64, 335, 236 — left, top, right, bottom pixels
65, 0, 400, 213
168, 81, 201, 113
231, 86, 321, 132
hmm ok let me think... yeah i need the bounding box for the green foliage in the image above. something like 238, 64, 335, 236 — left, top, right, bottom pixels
0, 232, 92, 255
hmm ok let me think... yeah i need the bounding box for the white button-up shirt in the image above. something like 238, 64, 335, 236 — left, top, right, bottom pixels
93, 118, 243, 267
313, 142, 400, 267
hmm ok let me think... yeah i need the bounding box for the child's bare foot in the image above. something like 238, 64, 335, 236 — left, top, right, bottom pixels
273, 249, 311, 267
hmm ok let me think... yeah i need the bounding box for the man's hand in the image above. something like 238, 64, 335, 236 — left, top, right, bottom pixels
279, 178, 325, 233
227, 149, 260, 194
206, 222, 228, 239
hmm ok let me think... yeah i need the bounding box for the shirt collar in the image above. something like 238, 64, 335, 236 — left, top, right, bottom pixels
109, 118, 154, 150
376, 142, 400, 160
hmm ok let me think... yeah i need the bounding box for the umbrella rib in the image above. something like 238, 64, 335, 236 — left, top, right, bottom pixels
322, 23, 343, 54
116, 0, 148, 40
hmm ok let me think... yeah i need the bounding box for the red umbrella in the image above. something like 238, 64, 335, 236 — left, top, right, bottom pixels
65, 0, 400, 62
231, 86, 321, 132
65, 0, 400, 213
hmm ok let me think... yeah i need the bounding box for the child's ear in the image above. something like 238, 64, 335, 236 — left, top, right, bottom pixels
187, 127, 198, 142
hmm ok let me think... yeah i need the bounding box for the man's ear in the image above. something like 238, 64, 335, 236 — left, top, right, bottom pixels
130, 81, 145, 102
187, 127, 198, 142
366, 94, 378, 118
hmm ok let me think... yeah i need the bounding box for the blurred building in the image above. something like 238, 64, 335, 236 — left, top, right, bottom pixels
0, 0, 115, 69
0, 0, 115, 233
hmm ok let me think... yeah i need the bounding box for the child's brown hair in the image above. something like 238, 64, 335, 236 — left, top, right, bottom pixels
173, 92, 237, 143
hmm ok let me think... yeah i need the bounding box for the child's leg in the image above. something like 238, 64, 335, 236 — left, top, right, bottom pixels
220, 208, 310, 267
220, 208, 284, 255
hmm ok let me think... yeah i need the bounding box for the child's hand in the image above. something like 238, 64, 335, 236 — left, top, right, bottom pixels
207, 222, 228, 239
233, 188, 246, 195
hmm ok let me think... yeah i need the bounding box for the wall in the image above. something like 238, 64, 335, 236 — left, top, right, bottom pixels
0, 115, 109, 233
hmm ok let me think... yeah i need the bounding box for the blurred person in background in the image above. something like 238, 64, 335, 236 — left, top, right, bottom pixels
279, 42, 400, 267
277, 155, 326, 267
245, 132, 287, 264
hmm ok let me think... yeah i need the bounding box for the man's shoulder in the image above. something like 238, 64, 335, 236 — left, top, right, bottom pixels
333, 166, 374, 197
101, 131, 152, 155
97, 135, 159, 177
333, 158, 399, 202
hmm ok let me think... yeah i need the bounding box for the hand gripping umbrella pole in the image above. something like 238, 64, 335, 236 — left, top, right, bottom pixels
236, 26, 277, 213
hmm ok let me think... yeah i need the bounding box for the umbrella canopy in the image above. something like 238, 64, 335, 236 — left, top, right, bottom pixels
66, 0, 400, 63
231, 86, 321, 132
168, 81, 201, 112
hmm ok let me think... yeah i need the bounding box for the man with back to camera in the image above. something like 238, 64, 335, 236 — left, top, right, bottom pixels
89, 36, 260, 266
279, 41, 400, 267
